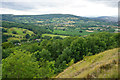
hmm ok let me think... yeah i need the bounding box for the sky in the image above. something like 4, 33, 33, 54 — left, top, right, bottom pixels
0, 0, 119, 17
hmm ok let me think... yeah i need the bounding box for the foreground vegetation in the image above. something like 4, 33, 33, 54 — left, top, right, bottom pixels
56, 48, 119, 78
2, 32, 119, 78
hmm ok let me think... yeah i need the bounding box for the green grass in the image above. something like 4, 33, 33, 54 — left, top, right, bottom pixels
7, 27, 34, 36
3, 27, 34, 41
56, 48, 119, 78
42, 34, 69, 38
53, 29, 98, 36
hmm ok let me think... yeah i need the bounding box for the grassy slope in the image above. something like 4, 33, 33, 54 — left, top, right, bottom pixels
56, 48, 119, 78
3, 27, 34, 41
42, 34, 69, 38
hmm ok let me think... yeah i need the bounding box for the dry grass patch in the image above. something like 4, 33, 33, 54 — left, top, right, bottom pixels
56, 48, 119, 78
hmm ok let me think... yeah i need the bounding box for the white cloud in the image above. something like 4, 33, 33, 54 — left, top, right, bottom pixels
0, 0, 118, 17
0, 8, 36, 15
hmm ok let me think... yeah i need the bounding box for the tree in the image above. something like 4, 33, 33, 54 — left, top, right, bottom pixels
45, 39, 63, 59
70, 37, 88, 62
79, 31, 83, 33
53, 36, 63, 39
25, 34, 30, 39
42, 36, 52, 40
114, 33, 120, 47
23, 30, 27, 33
61, 47, 72, 63
10, 40, 20, 44
55, 47, 72, 70
68, 59, 74, 66
86, 52, 93, 56
35, 58, 55, 78
2, 42, 13, 49
34, 49, 51, 61
12, 31, 17, 34
2, 50, 39, 78
2, 28, 7, 33
2, 50, 55, 78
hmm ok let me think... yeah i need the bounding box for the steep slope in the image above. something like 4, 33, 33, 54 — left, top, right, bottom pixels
56, 48, 119, 78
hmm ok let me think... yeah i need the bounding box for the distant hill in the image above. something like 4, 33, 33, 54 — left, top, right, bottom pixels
1, 14, 89, 23
91, 16, 118, 22
1, 14, 116, 23
1, 14, 118, 36
1, 14, 117, 27
56, 48, 119, 78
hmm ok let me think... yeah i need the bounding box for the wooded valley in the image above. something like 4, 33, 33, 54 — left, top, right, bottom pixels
1, 14, 119, 79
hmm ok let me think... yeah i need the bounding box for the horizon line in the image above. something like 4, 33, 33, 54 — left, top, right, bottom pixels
0, 13, 118, 17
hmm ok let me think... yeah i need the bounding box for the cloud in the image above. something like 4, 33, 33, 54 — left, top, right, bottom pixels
86, 0, 119, 8
0, 0, 118, 17
1, 1, 69, 11
1, 2, 36, 10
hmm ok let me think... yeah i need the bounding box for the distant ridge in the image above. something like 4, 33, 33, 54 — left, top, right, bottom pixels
1, 14, 116, 25
91, 16, 118, 22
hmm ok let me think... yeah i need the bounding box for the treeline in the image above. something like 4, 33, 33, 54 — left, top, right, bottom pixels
2, 14, 116, 27
2, 32, 120, 78
2, 21, 52, 42
2, 21, 51, 34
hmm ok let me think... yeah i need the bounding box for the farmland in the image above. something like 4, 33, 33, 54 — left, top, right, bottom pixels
2, 27, 34, 41
42, 34, 68, 38
53, 29, 98, 36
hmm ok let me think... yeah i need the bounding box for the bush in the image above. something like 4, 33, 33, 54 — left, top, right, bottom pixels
42, 36, 52, 40
25, 34, 30, 39
10, 40, 20, 44
53, 36, 63, 39
2, 28, 7, 33
12, 31, 17, 34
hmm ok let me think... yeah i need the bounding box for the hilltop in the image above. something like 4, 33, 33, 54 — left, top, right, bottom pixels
1, 14, 117, 23
56, 48, 119, 78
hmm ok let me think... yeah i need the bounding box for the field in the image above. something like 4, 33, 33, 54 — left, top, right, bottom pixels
42, 34, 69, 38
3, 27, 34, 41
56, 48, 119, 78
53, 29, 98, 36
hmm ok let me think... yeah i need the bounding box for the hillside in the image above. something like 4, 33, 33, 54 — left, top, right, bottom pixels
56, 48, 119, 78
91, 16, 118, 22
1, 14, 118, 37
2, 27, 35, 42
2, 14, 116, 25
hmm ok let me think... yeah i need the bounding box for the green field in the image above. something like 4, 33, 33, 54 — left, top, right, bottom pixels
3, 27, 34, 41
42, 34, 69, 38
6, 27, 34, 36
56, 48, 119, 78
53, 29, 98, 36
